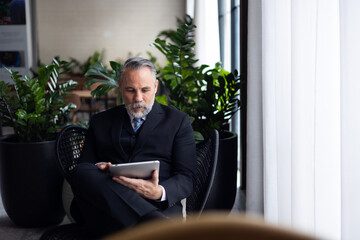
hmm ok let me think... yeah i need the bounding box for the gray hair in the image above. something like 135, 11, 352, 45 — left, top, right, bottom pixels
119, 57, 157, 86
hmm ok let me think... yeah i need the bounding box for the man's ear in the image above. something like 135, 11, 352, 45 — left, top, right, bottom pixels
155, 80, 159, 93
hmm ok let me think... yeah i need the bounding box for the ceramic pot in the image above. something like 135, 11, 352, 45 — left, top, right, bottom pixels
0, 135, 65, 227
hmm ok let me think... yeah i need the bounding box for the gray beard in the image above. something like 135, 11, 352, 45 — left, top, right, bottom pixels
125, 97, 155, 119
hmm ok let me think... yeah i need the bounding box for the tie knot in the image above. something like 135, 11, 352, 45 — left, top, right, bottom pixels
133, 118, 143, 132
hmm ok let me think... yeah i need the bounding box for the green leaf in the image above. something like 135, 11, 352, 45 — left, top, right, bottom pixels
16, 109, 27, 119
16, 119, 27, 126
193, 131, 204, 142
110, 61, 121, 70
155, 95, 168, 105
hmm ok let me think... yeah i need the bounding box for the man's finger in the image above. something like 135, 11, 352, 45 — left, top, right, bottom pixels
113, 176, 138, 187
112, 177, 130, 187
152, 169, 158, 178
97, 162, 112, 170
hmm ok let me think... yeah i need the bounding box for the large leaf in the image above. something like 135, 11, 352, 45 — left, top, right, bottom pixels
155, 95, 168, 105
85, 61, 120, 98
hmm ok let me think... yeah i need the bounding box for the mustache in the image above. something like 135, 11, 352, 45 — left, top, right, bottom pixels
129, 102, 146, 108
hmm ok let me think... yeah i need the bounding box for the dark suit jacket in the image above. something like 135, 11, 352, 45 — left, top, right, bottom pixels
79, 101, 196, 215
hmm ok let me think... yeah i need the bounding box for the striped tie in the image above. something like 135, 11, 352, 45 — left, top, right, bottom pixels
133, 118, 143, 132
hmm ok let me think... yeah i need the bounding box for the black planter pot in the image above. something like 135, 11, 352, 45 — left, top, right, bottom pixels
204, 130, 238, 210
0, 135, 65, 227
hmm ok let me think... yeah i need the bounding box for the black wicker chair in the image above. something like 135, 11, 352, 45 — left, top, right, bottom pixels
56, 125, 88, 182
40, 126, 219, 239
40, 125, 88, 240
186, 129, 219, 216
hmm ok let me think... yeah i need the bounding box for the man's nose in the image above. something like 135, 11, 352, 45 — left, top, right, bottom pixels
134, 91, 143, 102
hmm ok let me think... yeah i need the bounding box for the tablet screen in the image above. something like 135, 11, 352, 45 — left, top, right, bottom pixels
109, 160, 160, 179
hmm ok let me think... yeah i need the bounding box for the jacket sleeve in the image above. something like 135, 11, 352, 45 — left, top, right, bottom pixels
160, 114, 197, 208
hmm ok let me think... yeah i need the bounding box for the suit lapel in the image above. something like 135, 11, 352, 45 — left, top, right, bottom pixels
130, 101, 163, 161
111, 106, 130, 162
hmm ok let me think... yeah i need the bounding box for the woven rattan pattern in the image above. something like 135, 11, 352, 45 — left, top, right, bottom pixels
186, 130, 219, 215
56, 126, 87, 182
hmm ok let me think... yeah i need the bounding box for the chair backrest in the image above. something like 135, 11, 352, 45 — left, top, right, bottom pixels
186, 129, 219, 215
56, 125, 88, 182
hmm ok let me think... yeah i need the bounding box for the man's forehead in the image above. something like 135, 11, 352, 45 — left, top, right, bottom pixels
122, 78, 154, 88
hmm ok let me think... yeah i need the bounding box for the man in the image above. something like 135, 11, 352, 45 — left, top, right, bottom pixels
69, 57, 196, 238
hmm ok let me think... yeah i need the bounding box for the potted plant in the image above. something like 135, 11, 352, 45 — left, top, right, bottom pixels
0, 58, 77, 227
152, 15, 241, 210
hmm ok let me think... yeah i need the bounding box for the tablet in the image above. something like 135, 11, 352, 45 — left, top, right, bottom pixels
109, 160, 160, 179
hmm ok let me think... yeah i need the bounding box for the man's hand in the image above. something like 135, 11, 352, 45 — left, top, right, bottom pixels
96, 162, 112, 171
112, 169, 163, 200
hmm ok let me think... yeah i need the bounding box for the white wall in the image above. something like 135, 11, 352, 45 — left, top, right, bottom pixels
36, 0, 185, 66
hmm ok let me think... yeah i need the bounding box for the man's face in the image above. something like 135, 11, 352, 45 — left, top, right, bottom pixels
120, 67, 158, 118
